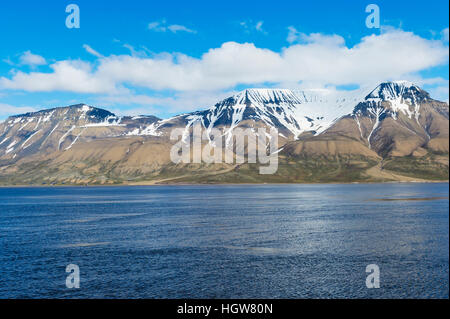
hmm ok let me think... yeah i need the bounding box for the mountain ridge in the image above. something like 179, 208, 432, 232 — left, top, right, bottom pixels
0, 81, 448, 185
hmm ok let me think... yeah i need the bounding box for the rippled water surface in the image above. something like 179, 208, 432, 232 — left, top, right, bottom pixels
0, 183, 448, 298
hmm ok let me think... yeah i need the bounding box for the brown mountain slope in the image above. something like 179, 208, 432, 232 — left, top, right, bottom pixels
0, 104, 159, 165
0, 82, 448, 185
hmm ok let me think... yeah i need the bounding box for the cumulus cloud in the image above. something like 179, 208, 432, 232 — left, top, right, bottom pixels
0, 28, 448, 98
287, 27, 345, 46
19, 51, 46, 67
148, 20, 196, 34
0, 60, 117, 93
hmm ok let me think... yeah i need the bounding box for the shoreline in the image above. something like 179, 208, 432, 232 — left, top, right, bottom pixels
0, 180, 448, 188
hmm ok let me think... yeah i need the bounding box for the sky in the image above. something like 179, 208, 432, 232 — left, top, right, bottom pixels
0, 0, 448, 120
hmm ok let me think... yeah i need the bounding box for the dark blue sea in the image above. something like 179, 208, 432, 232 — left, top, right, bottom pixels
0, 183, 448, 298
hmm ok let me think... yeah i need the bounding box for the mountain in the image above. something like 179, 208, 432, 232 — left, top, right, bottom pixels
293, 81, 448, 152
0, 82, 448, 185
132, 87, 368, 141
280, 81, 449, 182
0, 104, 159, 165
315, 81, 449, 156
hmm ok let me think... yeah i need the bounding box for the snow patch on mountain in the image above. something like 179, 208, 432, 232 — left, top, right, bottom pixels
130, 83, 429, 140
364, 81, 429, 121
177, 87, 372, 139
22, 130, 42, 149
127, 122, 161, 136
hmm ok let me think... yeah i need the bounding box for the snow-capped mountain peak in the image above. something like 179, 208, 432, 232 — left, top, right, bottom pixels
350, 81, 441, 149
365, 81, 429, 103
119, 82, 445, 144
0, 104, 160, 160
355, 81, 433, 123
230, 88, 304, 105
177, 87, 369, 139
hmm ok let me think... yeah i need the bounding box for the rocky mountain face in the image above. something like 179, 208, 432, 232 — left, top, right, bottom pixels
291, 81, 449, 156
132, 87, 367, 140
0, 82, 448, 185
0, 104, 159, 165
352, 81, 448, 155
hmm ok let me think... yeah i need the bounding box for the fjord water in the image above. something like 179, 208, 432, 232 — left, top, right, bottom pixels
0, 183, 448, 299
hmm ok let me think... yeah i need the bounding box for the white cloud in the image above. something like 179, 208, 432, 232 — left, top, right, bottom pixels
240, 20, 266, 34
167, 24, 196, 34
287, 26, 301, 43
442, 27, 449, 42
287, 27, 344, 46
19, 51, 46, 67
0, 103, 36, 120
148, 21, 165, 32
148, 20, 196, 34
2, 57, 14, 66
97, 90, 236, 115
0, 28, 448, 101
122, 44, 140, 56
0, 60, 117, 93
83, 44, 104, 58
429, 85, 449, 102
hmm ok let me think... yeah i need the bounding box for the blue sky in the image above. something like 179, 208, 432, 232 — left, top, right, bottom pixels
0, 0, 448, 119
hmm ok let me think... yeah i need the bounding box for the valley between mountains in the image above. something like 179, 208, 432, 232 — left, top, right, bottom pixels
0, 81, 448, 185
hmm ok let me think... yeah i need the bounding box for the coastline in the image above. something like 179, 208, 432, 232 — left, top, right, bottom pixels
0, 180, 448, 188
